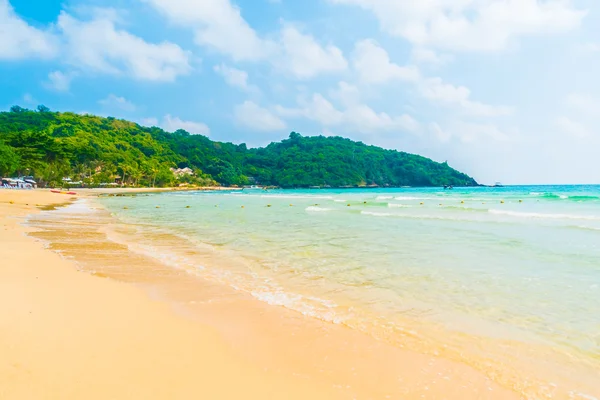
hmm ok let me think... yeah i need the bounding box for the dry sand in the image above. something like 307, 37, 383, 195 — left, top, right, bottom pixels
0, 189, 522, 399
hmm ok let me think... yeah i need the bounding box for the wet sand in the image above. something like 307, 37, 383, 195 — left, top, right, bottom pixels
0, 189, 522, 399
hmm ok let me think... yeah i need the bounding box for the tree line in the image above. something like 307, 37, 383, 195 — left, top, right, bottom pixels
0, 107, 478, 188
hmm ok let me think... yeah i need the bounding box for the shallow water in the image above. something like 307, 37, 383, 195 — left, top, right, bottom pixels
31, 186, 600, 398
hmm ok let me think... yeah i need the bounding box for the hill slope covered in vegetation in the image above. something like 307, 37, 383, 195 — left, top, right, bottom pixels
0, 107, 477, 188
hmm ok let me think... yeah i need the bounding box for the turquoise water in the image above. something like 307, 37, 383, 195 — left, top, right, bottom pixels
99, 185, 600, 395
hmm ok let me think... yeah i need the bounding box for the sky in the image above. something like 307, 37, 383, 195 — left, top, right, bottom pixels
1, 0, 599, 184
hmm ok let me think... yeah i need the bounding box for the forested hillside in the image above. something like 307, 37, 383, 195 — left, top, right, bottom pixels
0, 107, 477, 188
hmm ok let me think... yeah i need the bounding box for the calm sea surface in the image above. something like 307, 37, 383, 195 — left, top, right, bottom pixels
94, 185, 600, 398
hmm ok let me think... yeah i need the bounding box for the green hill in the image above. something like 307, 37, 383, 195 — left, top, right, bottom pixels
0, 106, 477, 188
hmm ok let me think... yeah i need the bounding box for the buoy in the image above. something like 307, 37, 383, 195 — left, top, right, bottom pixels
420, 202, 424, 205
519, 200, 523, 203
156, 206, 160, 208
241, 206, 245, 208
185, 205, 191, 208
500, 200, 505, 204
347, 204, 351, 207
9, 201, 14, 204
267, 204, 272, 207
461, 201, 464, 204
289, 204, 293, 207
364, 201, 367, 204
439, 204, 443, 206
123, 206, 128, 209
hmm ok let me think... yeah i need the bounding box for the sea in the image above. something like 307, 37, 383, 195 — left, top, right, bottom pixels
27, 185, 600, 399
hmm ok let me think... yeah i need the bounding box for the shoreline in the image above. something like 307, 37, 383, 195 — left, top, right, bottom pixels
3, 189, 590, 399
0, 190, 344, 399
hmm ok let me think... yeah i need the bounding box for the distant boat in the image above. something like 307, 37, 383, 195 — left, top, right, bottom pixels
243, 185, 263, 190
493, 182, 504, 187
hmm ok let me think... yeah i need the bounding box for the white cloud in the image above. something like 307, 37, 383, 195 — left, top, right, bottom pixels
566, 93, 600, 115
353, 39, 420, 84
141, 117, 159, 127
330, 0, 586, 52
419, 77, 513, 117
411, 48, 451, 66
162, 114, 210, 135
278, 26, 348, 79
57, 10, 192, 81
329, 81, 362, 108
143, 0, 273, 61
556, 116, 590, 138
235, 101, 287, 131
213, 63, 258, 92
44, 70, 76, 92
0, 0, 57, 60
452, 122, 511, 142
139, 115, 210, 134
429, 122, 451, 142
98, 94, 136, 112
276, 92, 419, 134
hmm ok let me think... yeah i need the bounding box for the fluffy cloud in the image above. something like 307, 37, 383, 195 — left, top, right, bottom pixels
57, 10, 192, 81
278, 26, 348, 79
98, 94, 136, 112
213, 64, 255, 91
0, 0, 57, 60
330, 0, 586, 52
411, 48, 451, 66
44, 71, 76, 92
234, 101, 287, 131
419, 77, 513, 117
353, 39, 420, 84
161, 114, 210, 135
565, 93, 600, 115
276, 91, 419, 134
556, 116, 590, 138
143, 1, 348, 78
143, 0, 273, 61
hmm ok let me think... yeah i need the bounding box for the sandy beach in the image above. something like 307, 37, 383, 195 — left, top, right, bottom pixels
0, 190, 341, 399
0, 189, 524, 399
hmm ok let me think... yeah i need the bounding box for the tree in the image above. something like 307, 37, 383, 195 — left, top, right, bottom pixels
10, 105, 26, 113
37, 105, 50, 113
0, 141, 19, 176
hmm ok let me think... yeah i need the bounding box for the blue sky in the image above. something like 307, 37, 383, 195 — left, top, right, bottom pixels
1, 0, 599, 184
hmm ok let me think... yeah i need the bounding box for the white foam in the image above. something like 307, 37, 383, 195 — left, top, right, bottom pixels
261, 194, 334, 200
388, 203, 412, 208
333, 199, 347, 203
306, 206, 333, 212
394, 196, 433, 201
489, 209, 600, 221
376, 196, 394, 200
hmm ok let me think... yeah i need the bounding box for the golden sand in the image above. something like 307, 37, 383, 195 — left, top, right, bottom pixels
0, 189, 523, 399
